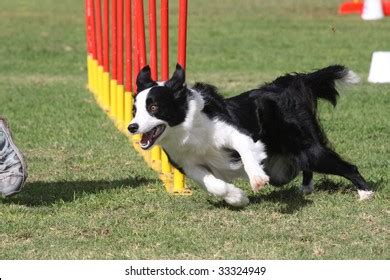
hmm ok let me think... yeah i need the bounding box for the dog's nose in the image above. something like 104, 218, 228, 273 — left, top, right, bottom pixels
128, 123, 139, 134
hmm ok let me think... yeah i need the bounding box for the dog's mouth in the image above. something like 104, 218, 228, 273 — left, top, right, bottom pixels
140, 124, 166, 150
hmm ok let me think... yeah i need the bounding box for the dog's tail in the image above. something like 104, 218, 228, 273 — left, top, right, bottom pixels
302, 65, 360, 106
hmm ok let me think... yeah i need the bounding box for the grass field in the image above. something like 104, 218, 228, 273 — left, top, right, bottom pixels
0, 0, 389, 259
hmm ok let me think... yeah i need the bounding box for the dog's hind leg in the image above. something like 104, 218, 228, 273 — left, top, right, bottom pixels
301, 171, 314, 194
184, 166, 249, 207
309, 148, 373, 200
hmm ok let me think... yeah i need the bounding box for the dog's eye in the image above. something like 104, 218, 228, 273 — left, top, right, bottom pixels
148, 104, 158, 112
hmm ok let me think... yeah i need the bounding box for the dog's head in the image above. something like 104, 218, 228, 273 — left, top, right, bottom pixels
128, 64, 188, 150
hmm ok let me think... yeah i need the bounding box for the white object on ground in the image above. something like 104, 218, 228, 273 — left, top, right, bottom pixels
362, 0, 384, 20
368, 52, 390, 83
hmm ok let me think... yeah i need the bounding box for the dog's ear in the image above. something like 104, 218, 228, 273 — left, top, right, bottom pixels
165, 63, 185, 91
136, 65, 156, 92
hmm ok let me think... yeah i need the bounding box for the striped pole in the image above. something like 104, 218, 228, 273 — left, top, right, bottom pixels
116, 0, 125, 129
135, 0, 151, 165
149, 0, 162, 172
172, 0, 188, 193
110, 0, 118, 118
102, 0, 110, 73
124, 0, 133, 129
131, 0, 142, 151
102, 0, 110, 110
89, 0, 98, 95
160, 0, 172, 190
86, 0, 97, 94
94, 0, 104, 106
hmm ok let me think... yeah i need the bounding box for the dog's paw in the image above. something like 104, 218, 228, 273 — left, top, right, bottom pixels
250, 174, 269, 192
358, 190, 374, 201
224, 187, 249, 207
301, 181, 314, 194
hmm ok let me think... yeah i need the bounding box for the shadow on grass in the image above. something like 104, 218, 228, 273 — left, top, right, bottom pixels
1, 176, 152, 207
314, 178, 382, 193
208, 186, 313, 214
251, 177, 384, 214
248, 178, 383, 214
250, 186, 313, 214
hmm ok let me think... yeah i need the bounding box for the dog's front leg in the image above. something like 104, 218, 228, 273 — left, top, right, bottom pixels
229, 134, 269, 192
184, 166, 249, 207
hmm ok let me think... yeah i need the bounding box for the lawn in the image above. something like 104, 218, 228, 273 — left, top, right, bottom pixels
0, 0, 389, 259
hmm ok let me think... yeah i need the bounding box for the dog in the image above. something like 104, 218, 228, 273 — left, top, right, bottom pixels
128, 64, 373, 207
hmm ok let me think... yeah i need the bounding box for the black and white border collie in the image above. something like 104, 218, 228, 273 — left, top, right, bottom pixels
128, 64, 373, 207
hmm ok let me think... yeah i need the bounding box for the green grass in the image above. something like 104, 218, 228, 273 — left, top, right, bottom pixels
0, 0, 389, 259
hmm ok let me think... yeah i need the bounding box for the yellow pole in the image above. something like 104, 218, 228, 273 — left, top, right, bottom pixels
103, 72, 110, 110
97, 65, 104, 106
160, 150, 172, 191
173, 168, 185, 193
91, 59, 98, 95
110, 79, 117, 119
124, 91, 133, 133
132, 133, 142, 153
116, 84, 125, 130
94, 60, 99, 96
151, 146, 161, 172
161, 150, 171, 174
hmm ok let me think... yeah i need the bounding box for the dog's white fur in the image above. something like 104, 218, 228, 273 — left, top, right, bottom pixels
132, 88, 166, 134
132, 87, 269, 207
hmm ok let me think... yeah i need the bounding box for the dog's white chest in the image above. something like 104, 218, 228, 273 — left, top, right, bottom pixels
163, 138, 245, 181
160, 115, 248, 181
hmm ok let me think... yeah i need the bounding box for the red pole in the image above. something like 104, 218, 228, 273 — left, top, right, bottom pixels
89, 0, 97, 59
86, 0, 96, 57
135, 0, 147, 69
117, 0, 124, 85
85, 0, 90, 54
160, 0, 169, 80
111, 0, 117, 80
178, 0, 188, 69
102, 0, 109, 72
132, 0, 139, 93
149, 0, 158, 80
125, 0, 132, 92
94, 0, 103, 66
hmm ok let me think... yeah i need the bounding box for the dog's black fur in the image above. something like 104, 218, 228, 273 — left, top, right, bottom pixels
132, 64, 372, 202
191, 65, 370, 190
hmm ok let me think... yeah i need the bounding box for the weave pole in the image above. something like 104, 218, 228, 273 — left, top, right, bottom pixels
86, 0, 96, 94
94, 0, 104, 107
85, 0, 190, 195
110, 0, 118, 119
124, 0, 133, 128
172, 0, 188, 192
102, 0, 110, 109
134, 0, 152, 166
149, 0, 162, 173
159, 0, 172, 189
